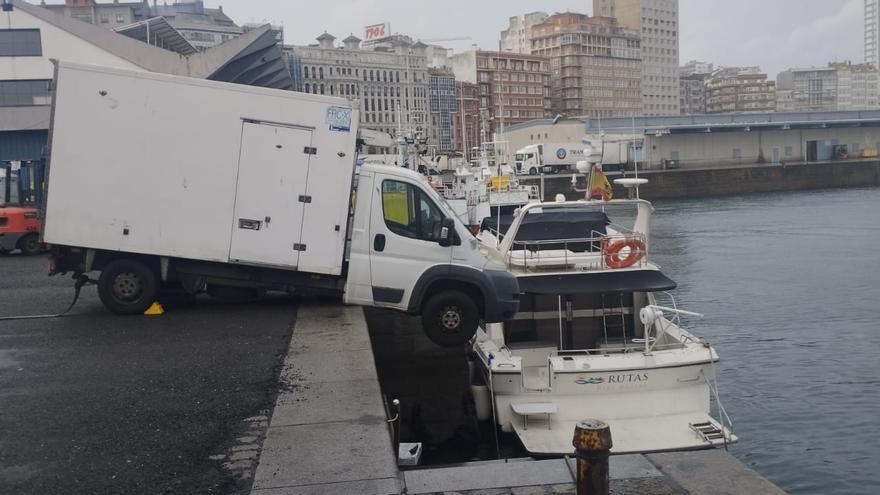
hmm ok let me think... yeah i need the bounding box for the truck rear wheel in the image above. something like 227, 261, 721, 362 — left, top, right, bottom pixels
17, 234, 42, 256
98, 259, 159, 315
422, 290, 480, 348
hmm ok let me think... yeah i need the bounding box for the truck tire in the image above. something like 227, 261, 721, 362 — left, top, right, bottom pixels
17, 234, 42, 256
98, 259, 160, 315
421, 290, 480, 348
529, 167, 539, 176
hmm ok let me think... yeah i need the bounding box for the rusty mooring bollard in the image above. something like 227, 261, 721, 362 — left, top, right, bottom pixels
572, 419, 613, 495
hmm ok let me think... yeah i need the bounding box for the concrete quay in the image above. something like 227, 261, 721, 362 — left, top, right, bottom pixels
251, 305, 787, 495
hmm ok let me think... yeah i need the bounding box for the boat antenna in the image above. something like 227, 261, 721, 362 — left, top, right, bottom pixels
632, 116, 639, 179
396, 102, 406, 169
458, 83, 468, 165
496, 41, 504, 177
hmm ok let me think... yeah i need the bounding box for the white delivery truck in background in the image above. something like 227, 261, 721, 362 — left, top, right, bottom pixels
42, 62, 519, 347
515, 140, 636, 175
514, 143, 587, 175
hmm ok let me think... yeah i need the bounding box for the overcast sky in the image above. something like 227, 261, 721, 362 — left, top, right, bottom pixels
45, 0, 865, 78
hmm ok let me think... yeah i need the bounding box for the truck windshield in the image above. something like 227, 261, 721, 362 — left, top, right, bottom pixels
515, 154, 524, 161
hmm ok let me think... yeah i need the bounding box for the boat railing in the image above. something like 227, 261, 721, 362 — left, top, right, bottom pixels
506, 231, 648, 272
655, 292, 702, 346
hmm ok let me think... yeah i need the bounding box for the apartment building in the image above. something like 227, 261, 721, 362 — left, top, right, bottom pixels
499, 12, 549, 54
286, 33, 431, 146
450, 50, 552, 135
594, 0, 680, 115
679, 61, 713, 115
867, 0, 879, 68
776, 62, 880, 112
705, 67, 776, 114
428, 68, 456, 153
451, 81, 482, 156
530, 12, 642, 118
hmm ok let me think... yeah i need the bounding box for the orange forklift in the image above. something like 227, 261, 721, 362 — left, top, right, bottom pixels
0, 160, 44, 256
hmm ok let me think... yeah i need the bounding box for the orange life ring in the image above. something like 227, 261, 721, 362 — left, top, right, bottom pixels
602, 238, 646, 269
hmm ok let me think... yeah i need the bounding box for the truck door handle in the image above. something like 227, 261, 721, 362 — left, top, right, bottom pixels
238, 219, 262, 231
374, 234, 386, 252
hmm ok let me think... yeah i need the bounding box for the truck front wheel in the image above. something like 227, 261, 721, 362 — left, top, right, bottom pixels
422, 290, 480, 348
98, 259, 159, 315
529, 167, 539, 176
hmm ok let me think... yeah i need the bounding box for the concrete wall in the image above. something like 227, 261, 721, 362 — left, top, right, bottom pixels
0, 7, 144, 81
522, 160, 880, 201
450, 51, 477, 84
645, 128, 880, 168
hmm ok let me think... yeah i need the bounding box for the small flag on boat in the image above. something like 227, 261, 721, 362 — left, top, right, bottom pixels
591, 165, 613, 201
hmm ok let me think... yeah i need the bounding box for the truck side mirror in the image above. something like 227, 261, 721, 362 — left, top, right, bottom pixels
438, 217, 455, 247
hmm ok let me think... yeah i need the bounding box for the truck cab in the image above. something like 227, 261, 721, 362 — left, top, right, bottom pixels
515, 145, 542, 175
515, 143, 582, 175
0, 160, 44, 256
344, 164, 519, 346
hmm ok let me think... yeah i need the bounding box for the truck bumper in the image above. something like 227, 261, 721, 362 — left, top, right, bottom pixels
482, 269, 520, 323
0, 233, 23, 251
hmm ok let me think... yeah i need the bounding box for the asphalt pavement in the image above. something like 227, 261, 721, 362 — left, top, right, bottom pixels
0, 254, 297, 495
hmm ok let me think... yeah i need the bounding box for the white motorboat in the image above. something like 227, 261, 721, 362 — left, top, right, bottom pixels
433, 159, 539, 232
472, 184, 736, 456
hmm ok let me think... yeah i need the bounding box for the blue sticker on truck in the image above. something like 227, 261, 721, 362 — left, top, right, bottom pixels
327, 106, 352, 132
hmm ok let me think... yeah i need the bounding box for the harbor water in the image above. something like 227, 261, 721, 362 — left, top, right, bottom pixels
650, 186, 880, 495
367, 185, 880, 495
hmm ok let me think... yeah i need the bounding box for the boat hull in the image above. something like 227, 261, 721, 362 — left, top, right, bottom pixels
484, 361, 735, 455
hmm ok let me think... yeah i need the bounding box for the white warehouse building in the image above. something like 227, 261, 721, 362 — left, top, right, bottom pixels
497, 111, 880, 169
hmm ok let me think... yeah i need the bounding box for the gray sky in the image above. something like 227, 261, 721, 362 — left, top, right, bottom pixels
45, 0, 865, 78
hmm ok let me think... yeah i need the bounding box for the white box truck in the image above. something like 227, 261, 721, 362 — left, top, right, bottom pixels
42, 62, 519, 346
514, 143, 587, 175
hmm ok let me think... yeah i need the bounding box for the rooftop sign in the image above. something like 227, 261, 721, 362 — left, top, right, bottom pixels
364, 23, 391, 42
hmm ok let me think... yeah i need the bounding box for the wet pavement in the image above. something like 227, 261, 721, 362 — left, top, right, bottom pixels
0, 254, 297, 495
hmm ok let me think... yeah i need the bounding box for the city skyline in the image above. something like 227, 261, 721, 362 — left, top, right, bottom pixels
175, 0, 862, 77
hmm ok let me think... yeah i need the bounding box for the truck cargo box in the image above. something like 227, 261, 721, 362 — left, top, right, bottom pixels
44, 62, 359, 276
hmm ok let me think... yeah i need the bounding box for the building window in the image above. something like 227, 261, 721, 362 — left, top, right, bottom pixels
0, 29, 43, 57
100, 14, 110, 24
784, 146, 793, 157
116, 14, 126, 23
733, 148, 742, 160
0, 80, 51, 106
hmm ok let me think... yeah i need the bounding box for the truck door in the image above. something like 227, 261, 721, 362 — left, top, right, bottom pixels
229, 122, 313, 268
368, 175, 452, 309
